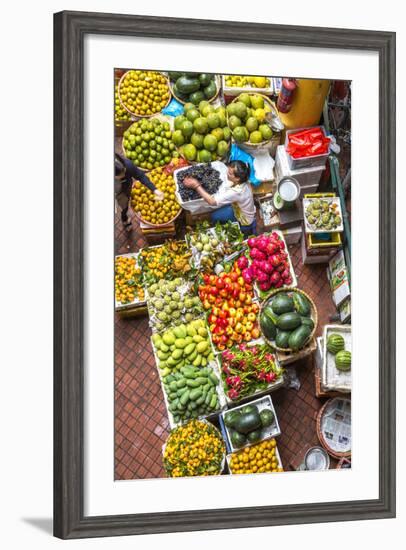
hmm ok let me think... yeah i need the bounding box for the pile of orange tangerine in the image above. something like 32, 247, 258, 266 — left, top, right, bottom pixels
131, 167, 180, 226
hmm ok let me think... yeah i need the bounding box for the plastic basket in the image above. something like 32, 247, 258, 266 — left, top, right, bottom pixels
285, 126, 330, 170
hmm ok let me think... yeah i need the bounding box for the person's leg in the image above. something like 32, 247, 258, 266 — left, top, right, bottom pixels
117, 193, 132, 229
210, 205, 236, 224
240, 219, 257, 237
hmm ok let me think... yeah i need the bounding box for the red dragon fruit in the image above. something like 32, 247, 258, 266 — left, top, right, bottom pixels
237, 255, 249, 270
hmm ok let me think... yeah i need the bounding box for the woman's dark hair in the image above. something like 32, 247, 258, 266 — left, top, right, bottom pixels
115, 153, 125, 176
228, 160, 250, 183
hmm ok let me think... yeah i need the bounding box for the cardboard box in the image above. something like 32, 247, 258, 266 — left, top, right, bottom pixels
328, 250, 351, 307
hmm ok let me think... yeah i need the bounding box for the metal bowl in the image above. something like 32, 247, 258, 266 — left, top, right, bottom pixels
304, 446, 330, 471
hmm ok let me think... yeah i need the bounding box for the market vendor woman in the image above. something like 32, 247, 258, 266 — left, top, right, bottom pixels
114, 153, 164, 230
182, 160, 257, 236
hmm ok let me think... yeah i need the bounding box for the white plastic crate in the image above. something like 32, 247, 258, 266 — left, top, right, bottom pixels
220, 394, 281, 453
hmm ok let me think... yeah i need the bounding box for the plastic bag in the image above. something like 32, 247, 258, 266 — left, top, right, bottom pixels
162, 98, 184, 117
286, 127, 330, 158
229, 144, 261, 186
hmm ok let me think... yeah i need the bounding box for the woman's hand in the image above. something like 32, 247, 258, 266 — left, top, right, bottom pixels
154, 189, 165, 201
183, 176, 201, 189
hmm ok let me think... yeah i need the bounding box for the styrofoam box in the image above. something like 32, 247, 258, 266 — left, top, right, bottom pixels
301, 232, 332, 264
281, 224, 302, 245
220, 394, 281, 453
114, 252, 146, 311
151, 339, 227, 429
226, 445, 283, 474
222, 75, 274, 98
219, 338, 285, 406
173, 161, 229, 214
275, 145, 324, 191
322, 324, 352, 393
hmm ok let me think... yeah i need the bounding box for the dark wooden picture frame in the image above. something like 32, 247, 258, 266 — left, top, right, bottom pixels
54, 10, 396, 539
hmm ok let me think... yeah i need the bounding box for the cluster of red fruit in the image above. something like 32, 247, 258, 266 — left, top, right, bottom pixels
198, 260, 260, 351
242, 232, 293, 292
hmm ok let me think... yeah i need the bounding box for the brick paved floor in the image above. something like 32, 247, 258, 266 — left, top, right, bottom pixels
114, 210, 339, 479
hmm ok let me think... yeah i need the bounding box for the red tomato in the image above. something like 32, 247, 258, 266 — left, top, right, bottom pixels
209, 275, 216, 285
220, 289, 228, 298
218, 310, 228, 320
215, 297, 223, 306
251, 327, 260, 339
220, 334, 229, 344
209, 286, 219, 296
208, 314, 217, 324
216, 278, 225, 289
230, 272, 239, 282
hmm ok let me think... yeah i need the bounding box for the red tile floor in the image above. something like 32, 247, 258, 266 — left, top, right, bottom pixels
114, 211, 339, 479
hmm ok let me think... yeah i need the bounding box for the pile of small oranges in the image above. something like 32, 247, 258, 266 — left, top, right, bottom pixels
119, 70, 170, 116
131, 167, 180, 225
229, 438, 283, 475
115, 255, 145, 305
114, 84, 132, 121
140, 240, 192, 285
163, 420, 225, 477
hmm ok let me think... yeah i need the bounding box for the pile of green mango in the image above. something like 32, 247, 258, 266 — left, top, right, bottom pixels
162, 365, 222, 424
152, 319, 215, 379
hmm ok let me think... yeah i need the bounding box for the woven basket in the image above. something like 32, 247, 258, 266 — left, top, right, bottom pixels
162, 419, 226, 477
121, 114, 175, 172
259, 287, 318, 353
227, 93, 280, 151
316, 397, 352, 459
118, 70, 171, 118
169, 75, 221, 105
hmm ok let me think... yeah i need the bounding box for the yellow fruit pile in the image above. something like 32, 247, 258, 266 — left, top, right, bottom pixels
163, 420, 225, 477
130, 167, 180, 225
225, 75, 270, 89
229, 439, 283, 475
114, 84, 131, 121
141, 240, 192, 284
115, 255, 144, 305
119, 70, 170, 116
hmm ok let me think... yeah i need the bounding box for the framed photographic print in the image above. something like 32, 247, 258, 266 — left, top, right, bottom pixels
54, 10, 396, 539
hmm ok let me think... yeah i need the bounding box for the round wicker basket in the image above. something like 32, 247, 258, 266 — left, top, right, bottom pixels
131, 201, 182, 229
118, 70, 171, 118
169, 75, 221, 105
121, 114, 175, 173
259, 287, 318, 353
316, 398, 352, 459
227, 92, 280, 151
162, 419, 226, 477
